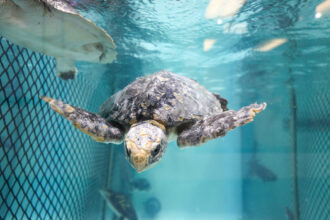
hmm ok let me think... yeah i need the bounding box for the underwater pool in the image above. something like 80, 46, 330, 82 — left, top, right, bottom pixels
0, 0, 329, 219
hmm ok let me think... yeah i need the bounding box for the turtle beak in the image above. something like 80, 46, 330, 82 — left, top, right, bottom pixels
131, 152, 149, 173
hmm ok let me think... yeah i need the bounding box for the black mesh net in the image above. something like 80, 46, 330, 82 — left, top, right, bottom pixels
0, 37, 112, 220
1, 26, 329, 220
240, 67, 329, 219
296, 77, 329, 220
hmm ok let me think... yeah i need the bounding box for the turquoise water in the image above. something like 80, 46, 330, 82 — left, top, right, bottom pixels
81, 1, 328, 219
0, 0, 329, 220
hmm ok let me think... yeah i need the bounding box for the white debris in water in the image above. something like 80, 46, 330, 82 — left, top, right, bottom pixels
203, 39, 216, 51
315, 12, 322, 18
315, 0, 330, 18
254, 38, 288, 52
205, 0, 246, 19
223, 22, 248, 35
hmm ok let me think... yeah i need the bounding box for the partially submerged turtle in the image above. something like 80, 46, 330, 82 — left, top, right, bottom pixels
100, 189, 137, 220
0, 0, 116, 80
41, 70, 267, 172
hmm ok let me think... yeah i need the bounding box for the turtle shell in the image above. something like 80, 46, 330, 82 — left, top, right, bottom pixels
99, 71, 225, 128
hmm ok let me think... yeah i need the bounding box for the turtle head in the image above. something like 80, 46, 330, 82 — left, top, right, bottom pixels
125, 121, 167, 173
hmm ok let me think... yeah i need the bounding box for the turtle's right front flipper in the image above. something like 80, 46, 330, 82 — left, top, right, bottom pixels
177, 102, 267, 147
41, 96, 124, 144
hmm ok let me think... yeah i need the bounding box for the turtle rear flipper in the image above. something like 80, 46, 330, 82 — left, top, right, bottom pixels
177, 102, 267, 147
41, 96, 124, 143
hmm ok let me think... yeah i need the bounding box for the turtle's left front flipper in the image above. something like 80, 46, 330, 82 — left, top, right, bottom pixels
177, 103, 267, 147
41, 96, 124, 144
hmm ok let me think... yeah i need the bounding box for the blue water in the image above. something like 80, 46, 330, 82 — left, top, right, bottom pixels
0, 0, 329, 220
75, 1, 328, 219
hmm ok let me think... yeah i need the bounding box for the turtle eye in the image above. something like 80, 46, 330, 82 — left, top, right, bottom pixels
151, 145, 161, 157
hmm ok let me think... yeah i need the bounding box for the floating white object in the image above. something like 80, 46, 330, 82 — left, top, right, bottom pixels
315, 0, 330, 18
217, 19, 223, 24
205, 0, 246, 19
254, 38, 288, 52
315, 12, 322, 18
203, 39, 216, 51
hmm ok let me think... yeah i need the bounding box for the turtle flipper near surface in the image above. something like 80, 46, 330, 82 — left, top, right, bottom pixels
0, 0, 116, 81
177, 102, 267, 147
40, 96, 124, 143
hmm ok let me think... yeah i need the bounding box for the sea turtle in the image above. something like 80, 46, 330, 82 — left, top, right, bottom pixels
41, 70, 267, 172
100, 189, 138, 220
0, 0, 116, 80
